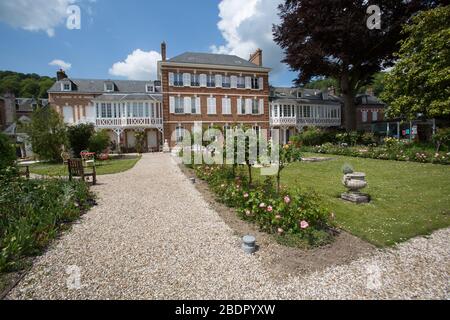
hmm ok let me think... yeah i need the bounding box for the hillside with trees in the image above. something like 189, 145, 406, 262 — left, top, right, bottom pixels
0, 71, 55, 98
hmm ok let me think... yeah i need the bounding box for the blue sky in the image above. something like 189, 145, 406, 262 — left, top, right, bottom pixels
0, 0, 296, 86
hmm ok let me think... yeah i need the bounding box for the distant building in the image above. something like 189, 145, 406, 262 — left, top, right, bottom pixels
355, 93, 387, 132
269, 87, 342, 144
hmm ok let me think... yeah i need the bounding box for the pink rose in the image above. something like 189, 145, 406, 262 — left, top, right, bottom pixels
284, 196, 291, 204
244, 193, 249, 198
245, 210, 251, 216
300, 220, 309, 229
267, 206, 273, 212
259, 203, 266, 208
277, 228, 284, 234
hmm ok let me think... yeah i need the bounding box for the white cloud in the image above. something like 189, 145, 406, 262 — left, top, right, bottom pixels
49, 59, 72, 70
211, 0, 286, 74
109, 49, 162, 80
0, 0, 95, 37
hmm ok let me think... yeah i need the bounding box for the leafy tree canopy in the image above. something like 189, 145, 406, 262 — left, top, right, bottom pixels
0, 71, 55, 98
382, 5, 450, 119
273, 0, 440, 129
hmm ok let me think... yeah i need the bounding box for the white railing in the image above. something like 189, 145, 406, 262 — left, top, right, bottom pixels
270, 117, 341, 127
96, 117, 163, 128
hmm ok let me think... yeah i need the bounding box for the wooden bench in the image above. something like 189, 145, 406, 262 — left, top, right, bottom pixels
68, 159, 97, 185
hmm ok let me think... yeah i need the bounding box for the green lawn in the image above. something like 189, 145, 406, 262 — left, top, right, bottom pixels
29, 156, 141, 177
256, 153, 450, 247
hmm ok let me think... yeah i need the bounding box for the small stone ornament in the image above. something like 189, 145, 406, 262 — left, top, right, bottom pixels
242, 235, 256, 254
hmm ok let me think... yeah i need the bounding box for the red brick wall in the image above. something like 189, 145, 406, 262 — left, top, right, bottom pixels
356, 107, 385, 130
161, 66, 270, 146
48, 93, 99, 122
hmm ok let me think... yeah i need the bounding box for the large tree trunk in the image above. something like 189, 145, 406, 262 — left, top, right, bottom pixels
340, 73, 357, 131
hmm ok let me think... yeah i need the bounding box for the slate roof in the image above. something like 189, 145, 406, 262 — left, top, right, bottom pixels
356, 94, 386, 106
270, 87, 341, 105
48, 79, 161, 94
167, 52, 267, 69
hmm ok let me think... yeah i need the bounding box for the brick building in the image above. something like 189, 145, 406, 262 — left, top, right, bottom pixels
158, 43, 271, 147
355, 93, 386, 131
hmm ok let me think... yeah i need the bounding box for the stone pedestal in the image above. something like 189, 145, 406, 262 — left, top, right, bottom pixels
341, 192, 370, 204
242, 235, 256, 254
162, 139, 170, 153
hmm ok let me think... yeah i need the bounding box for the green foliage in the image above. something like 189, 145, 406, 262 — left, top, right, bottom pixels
25, 106, 68, 161
382, 6, 450, 119
88, 130, 110, 155
0, 71, 55, 98
67, 123, 95, 157
304, 78, 338, 93
193, 164, 333, 247
0, 133, 16, 171
134, 131, 146, 154
432, 127, 450, 152
292, 127, 336, 146
0, 173, 94, 272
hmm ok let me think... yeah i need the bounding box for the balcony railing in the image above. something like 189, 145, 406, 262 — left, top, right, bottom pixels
96, 117, 163, 128
271, 117, 341, 127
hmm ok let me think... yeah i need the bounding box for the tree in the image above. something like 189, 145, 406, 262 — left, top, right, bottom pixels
0, 133, 16, 171
19, 78, 40, 97
273, 0, 439, 130
305, 77, 339, 93
382, 5, 450, 119
88, 130, 110, 155
134, 131, 146, 154
25, 106, 68, 161
67, 123, 95, 157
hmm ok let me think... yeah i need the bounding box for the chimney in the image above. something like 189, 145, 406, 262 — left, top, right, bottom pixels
161, 42, 167, 62
249, 48, 263, 67
3, 91, 16, 125
57, 69, 68, 81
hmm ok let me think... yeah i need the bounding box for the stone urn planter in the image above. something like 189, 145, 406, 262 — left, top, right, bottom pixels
341, 172, 370, 204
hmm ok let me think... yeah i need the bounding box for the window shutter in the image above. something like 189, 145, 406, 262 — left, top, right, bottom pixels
259, 77, 264, 90
212, 97, 217, 114
196, 97, 201, 114
169, 73, 174, 86
245, 77, 251, 89
169, 96, 175, 114
183, 73, 191, 86
215, 75, 222, 88
230, 76, 237, 89
237, 98, 242, 115
245, 99, 252, 114
259, 99, 264, 115
200, 74, 207, 87
184, 97, 191, 114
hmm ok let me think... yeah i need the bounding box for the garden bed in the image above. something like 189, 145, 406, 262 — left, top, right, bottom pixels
179, 164, 375, 277
0, 171, 95, 298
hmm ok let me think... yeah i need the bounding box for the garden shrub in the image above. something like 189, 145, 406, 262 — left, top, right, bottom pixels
89, 130, 110, 155
433, 128, 450, 152
67, 123, 95, 157
0, 133, 16, 171
293, 127, 336, 146
193, 164, 334, 247
0, 172, 94, 272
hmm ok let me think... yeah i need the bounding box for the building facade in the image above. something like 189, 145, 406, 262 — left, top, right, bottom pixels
159, 43, 271, 147
355, 94, 386, 132
48, 71, 163, 153
270, 87, 342, 144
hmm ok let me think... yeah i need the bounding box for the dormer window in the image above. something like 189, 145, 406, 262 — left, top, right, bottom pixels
146, 84, 154, 93
297, 91, 302, 98
104, 82, 115, 92
61, 82, 71, 91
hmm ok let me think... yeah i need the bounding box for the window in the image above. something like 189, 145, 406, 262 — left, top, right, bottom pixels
222, 97, 231, 115
207, 97, 216, 114
252, 99, 259, 115
191, 74, 200, 87
105, 83, 114, 92
372, 111, 378, 122
207, 75, 215, 87
331, 108, 338, 118
251, 77, 259, 90
303, 106, 311, 118
62, 83, 71, 91
222, 76, 231, 88
237, 76, 245, 89
146, 84, 154, 93
176, 126, 184, 143
191, 97, 197, 114
175, 97, 184, 114
362, 111, 368, 123
174, 73, 183, 87
238, 98, 246, 115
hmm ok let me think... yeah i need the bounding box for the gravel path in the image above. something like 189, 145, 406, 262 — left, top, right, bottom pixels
7, 153, 449, 300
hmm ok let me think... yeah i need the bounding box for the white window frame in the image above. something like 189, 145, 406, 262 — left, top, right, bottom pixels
105, 83, 114, 92
207, 97, 217, 115
362, 111, 368, 123
61, 82, 71, 91
372, 110, 378, 122
222, 97, 231, 115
